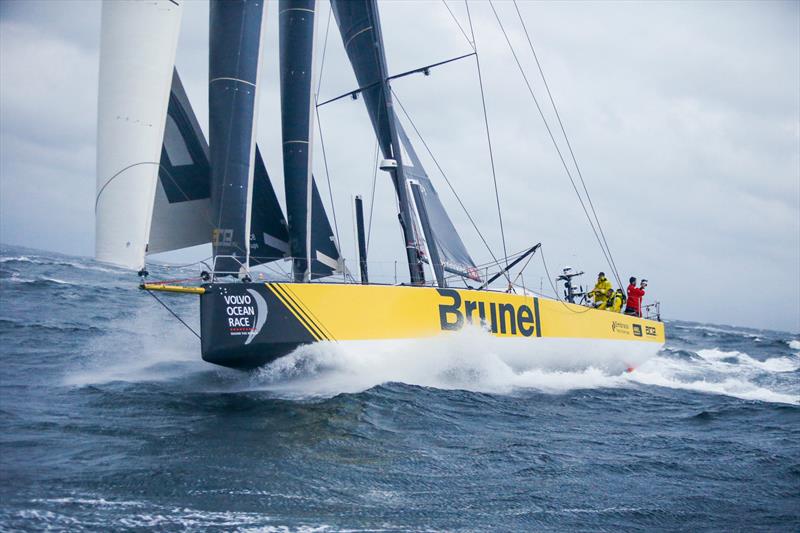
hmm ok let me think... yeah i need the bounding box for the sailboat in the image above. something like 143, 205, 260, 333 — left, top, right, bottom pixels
95, 0, 665, 370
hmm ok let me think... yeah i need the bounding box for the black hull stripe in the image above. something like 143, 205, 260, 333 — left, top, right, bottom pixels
274, 284, 331, 341
279, 284, 336, 341
267, 285, 322, 341
271, 284, 329, 341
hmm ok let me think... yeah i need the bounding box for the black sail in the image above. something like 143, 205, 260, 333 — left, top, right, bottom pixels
396, 126, 480, 281
249, 147, 291, 266
331, 0, 478, 282
209, 0, 265, 275
279, 0, 340, 281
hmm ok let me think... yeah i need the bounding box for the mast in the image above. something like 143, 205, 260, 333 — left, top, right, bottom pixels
208, 0, 266, 277
331, 0, 425, 285
354, 195, 369, 284
279, 0, 342, 282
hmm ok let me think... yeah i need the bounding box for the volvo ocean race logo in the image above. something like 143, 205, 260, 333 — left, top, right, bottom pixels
223, 289, 268, 345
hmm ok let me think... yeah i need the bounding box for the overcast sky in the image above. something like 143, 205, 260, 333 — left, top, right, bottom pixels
1, 0, 798, 332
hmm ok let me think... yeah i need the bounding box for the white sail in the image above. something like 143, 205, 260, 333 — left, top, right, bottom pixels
95, 0, 184, 270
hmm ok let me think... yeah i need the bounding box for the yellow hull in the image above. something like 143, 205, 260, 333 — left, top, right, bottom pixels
200, 282, 664, 369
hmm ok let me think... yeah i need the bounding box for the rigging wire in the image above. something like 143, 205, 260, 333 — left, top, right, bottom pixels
314, 5, 343, 254
512, 0, 623, 287
488, 0, 623, 290
441, 0, 475, 50
143, 289, 202, 339
390, 89, 510, 284
464, 0, 511, 272
366, 138, 380, 252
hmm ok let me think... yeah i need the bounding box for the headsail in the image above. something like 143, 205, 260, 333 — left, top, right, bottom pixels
208, 0, 266, 275
95, 0, 183, 270
397, 126, 481, 281
330, 0, 478, 283
149, 69, 212, 255
279, 0, 341, 281
249, 147, 291, 266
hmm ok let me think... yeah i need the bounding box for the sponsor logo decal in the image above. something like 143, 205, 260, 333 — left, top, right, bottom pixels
221, 289, 268, 344
612, 321, 630, 334
645, 325, 657, 337
632, 324, 643, 337
437, 289, 537, 337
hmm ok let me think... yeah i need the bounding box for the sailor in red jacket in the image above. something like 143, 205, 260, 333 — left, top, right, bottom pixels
625, 277, 647, 317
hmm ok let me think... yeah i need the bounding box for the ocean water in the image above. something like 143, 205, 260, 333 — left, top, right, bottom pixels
1, 244, 798, 532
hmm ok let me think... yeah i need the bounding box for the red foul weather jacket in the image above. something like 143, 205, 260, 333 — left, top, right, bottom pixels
626, 284, 645, 314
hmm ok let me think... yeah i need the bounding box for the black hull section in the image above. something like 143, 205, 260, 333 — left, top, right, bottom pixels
200, 283, 314, 369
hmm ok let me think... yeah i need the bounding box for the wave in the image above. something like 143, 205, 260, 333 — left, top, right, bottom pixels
1, 274, 76, 286
0, 254, 123, 274
60, 306, 799, 406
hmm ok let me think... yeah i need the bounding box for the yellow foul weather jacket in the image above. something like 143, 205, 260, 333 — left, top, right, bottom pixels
591, 277, 613, 307
609, 292, 625, 313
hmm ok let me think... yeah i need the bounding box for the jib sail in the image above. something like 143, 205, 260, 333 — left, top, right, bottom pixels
95, 0, 183, 270
248, 147, 291, 266
149, 69, 213, 255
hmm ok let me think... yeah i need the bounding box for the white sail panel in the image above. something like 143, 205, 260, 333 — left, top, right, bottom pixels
148, 70, 213, 255
95, 0, 183, 270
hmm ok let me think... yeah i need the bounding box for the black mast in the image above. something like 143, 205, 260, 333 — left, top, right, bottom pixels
331, 0, 425, 285
354, 195, 369, 284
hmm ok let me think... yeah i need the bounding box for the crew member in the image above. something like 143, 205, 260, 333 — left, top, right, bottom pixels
590, 272, 613, 309
609, 288, 625, 313
625, 277, 646, 317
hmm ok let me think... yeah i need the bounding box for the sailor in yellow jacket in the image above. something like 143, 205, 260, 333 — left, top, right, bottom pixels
590, 272, 613, 309
609, 288, 626, 313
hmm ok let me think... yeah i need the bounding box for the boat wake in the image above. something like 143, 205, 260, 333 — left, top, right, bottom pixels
59, 301, 799, 406
245, 326, 799, 405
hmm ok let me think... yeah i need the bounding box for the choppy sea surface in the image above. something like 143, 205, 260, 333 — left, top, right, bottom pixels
1, 244, 798, 532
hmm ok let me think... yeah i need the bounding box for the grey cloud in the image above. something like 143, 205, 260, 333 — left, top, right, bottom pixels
0, 0, 797, 331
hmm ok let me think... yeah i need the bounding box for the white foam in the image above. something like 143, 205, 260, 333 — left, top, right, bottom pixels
788, 339, 800, 351
248, 329, 798, 405
63, 306, 208, 386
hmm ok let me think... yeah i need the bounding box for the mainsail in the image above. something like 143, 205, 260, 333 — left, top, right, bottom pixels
95, 0, 183, 270
208, 0, 266, 275
279, 0, 341, 281
330, 0, 479, 283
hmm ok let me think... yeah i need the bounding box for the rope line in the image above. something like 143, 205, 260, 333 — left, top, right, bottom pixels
441, 0, 474, 50
511, 0, 623, 287
366, 138, 379, 252
144, 289, 201, 339
465, 0, 510, 273
489, 1, 622, 289
314, 5, 342, 253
